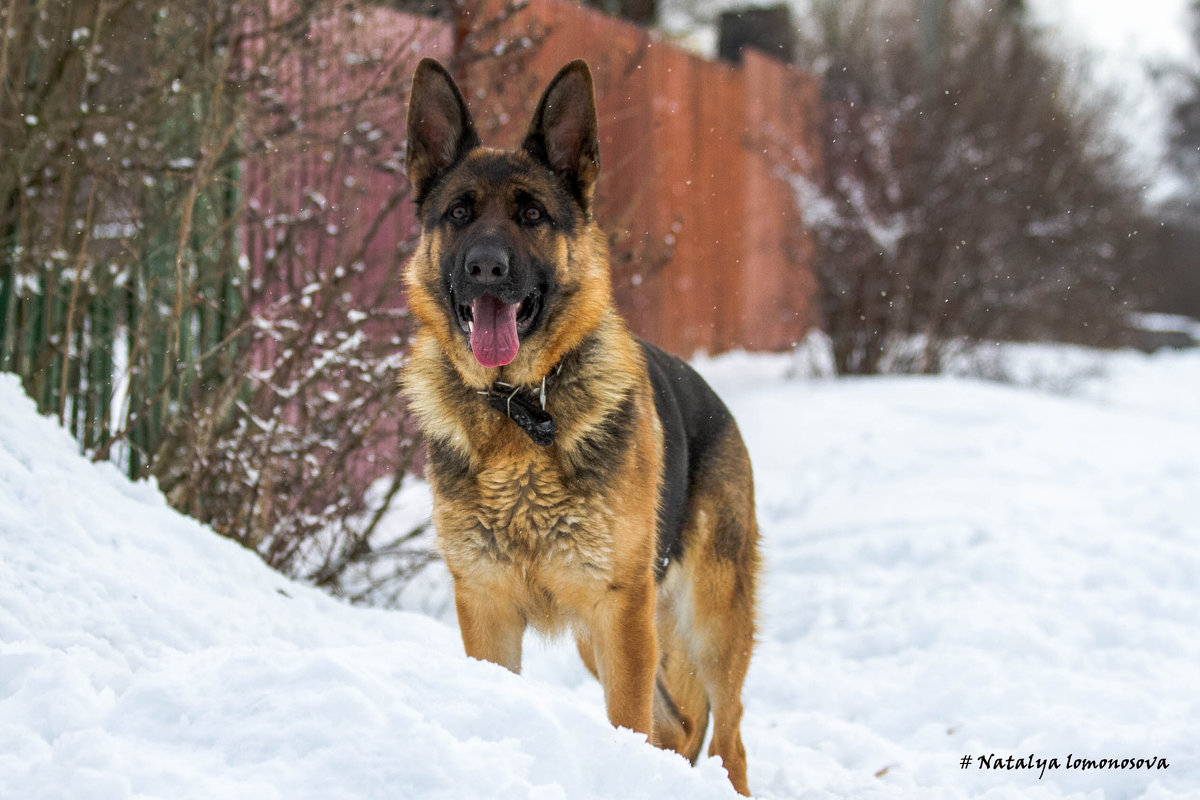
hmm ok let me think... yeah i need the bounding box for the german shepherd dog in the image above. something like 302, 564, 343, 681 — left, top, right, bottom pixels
401, 58, 759, 795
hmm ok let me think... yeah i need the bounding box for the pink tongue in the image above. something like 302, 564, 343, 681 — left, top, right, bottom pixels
469, 294, 520, 368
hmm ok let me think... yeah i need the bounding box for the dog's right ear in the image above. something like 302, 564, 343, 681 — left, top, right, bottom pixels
406, 58, 480, 206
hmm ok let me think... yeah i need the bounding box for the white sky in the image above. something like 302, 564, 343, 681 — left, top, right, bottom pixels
1026, 0, 1194, 63
1026, 0, 1197, 200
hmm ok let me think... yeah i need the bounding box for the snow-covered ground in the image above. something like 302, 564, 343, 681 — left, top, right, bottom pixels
3, 340, 1199, 799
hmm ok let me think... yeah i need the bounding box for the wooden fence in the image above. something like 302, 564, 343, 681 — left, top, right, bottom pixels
461, 0, 823, 355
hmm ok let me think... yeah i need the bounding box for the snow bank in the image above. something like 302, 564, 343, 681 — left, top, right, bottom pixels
0, 373, 736, 800
695, 348, 1200, 799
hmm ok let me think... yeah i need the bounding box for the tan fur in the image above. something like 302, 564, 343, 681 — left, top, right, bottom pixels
400, 59, 758, 795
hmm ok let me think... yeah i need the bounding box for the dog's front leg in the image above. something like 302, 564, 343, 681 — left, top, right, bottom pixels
588, 574, 658, 737
451, 577, 526, 673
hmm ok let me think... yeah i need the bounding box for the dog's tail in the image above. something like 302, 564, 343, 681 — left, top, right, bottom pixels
653, 624, 709, 763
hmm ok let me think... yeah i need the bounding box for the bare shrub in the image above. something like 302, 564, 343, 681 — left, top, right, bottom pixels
780, 0, 1150, 374
1, 0, 534, 594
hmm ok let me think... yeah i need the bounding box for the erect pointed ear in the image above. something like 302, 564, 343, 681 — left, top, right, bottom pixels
406, 58, 481, 205
521, 60, 600, 207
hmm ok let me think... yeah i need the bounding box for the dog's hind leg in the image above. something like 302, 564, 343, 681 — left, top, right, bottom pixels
682, 434, 759, 796
683, 545, 755, 796
693, 575, 753, 796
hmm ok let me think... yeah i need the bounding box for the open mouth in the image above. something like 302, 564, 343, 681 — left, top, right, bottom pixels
453, 289, 542, 368
454, 290, 541, 336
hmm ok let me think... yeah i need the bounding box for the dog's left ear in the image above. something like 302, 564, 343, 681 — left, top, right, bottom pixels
522, 60, 600, 207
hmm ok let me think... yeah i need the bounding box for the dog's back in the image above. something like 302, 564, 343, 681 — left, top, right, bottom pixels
641, 340, 736, 571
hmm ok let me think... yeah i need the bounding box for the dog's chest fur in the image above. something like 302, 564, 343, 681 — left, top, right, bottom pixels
430, 437, 615, 578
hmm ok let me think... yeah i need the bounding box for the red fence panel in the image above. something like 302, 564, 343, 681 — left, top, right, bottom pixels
472, 0, 821, 355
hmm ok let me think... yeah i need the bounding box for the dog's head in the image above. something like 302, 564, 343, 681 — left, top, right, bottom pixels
404, 59, 611, 384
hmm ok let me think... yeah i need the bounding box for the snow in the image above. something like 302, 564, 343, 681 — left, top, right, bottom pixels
3, 340, 1200, 799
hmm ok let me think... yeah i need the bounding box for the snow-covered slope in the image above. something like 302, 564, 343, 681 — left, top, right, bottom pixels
0, 373, 736, 800
3, 342, 1199, 799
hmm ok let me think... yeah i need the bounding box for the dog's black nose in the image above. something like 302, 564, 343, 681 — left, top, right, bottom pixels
465, 243, 511, 285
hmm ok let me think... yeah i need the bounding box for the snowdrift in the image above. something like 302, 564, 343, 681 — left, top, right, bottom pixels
0, 373, 736, 800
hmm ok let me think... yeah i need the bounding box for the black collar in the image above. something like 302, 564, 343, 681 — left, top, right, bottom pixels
479, 364, 562, 447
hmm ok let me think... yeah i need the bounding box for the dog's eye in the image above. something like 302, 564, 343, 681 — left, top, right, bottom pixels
521, 205, 546, 224
447, 203, 471, 222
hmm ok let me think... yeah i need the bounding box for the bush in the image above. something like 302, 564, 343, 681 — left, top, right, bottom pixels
781, 0, 1150, 374
0, 0, 534, 596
